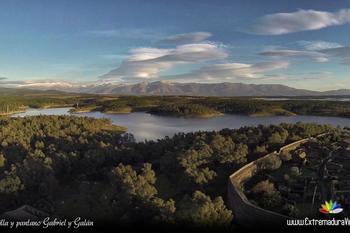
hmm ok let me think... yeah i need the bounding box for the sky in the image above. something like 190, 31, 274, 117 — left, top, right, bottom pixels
1, 0, 350, 91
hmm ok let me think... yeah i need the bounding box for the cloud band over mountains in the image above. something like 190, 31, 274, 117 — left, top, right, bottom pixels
249, 9, 350, 35
165, 61, 289, 82
259, 49, 329, 63
100, 40, 229, 82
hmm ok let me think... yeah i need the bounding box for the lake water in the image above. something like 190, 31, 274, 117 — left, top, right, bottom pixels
12, 107, 350, 141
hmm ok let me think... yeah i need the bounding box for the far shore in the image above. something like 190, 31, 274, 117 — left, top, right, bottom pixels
0, 110, 26, 116
13, 106, 350, 120
6, 106, 298, 119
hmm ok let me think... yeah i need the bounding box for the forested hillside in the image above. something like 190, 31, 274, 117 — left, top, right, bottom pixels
0, 116, 335, 229
0, 96, 77, 115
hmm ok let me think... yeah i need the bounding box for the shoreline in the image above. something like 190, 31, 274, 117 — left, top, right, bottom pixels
0, 110, 26, 116
10, 106, 350, 120
8, 106, 73, 117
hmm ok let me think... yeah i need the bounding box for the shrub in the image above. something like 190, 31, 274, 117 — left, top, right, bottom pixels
279, 151, 292, 161
257, 154, 282, 170
290, 166, 301, 177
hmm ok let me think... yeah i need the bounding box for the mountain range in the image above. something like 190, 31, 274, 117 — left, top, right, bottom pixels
3, 81, 350, 96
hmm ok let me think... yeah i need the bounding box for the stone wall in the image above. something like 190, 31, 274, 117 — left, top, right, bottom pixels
227, 137, 318, 227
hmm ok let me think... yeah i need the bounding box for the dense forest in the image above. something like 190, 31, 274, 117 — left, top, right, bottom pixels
0, 115, 336, 229
70, 95, 350, 117
0, 95, 78, 115
149, 103, 222, 117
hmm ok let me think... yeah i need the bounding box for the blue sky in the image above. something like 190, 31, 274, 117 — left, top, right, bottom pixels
1, 0, 350, 90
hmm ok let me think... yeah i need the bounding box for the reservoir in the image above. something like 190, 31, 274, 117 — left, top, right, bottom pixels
13, 107, 350, 141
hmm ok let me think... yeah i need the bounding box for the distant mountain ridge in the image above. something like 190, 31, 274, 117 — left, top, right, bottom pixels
0, 87, 67, 96
2, 81, 350, 96
85, 81, 319, 96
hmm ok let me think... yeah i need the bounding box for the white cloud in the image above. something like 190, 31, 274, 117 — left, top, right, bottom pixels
0, 79, 106, 90
321, 46, 350, 56
166, 61, 290, 82
86, 28, 163, 39
320, 46, 350, 64
0, 80, 27, 85
0, 79, 75, 88
99, 54, 127, 60
260, 42, 350, 64
259, 49, 329, 62
17, 81, 76, 89
298, 40, 343, 51
159, 32, 212, 44
270, 71, 332, 81
100, 43, 228, 82
250, 9, 350, 35
98, 31, 294, 83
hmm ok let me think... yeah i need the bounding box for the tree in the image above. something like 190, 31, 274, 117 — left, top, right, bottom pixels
0, 165, 23, 194
111, 163, 176, 223
254, 144, 268, 155
257, 154, 282, 170
178, 143, 217, 185
251, 180, 276, 194
266, 126, 289, 148
176, 191, 233, 227
290, 166, 301, 177
0, 154, 6, 168
251, 180, 282, 209
279, 150, 292, 161
210, 134, 248, 164
268, 132, 283, 145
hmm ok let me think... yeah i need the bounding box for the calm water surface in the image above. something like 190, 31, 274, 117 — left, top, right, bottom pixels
13, 107, 350, 141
